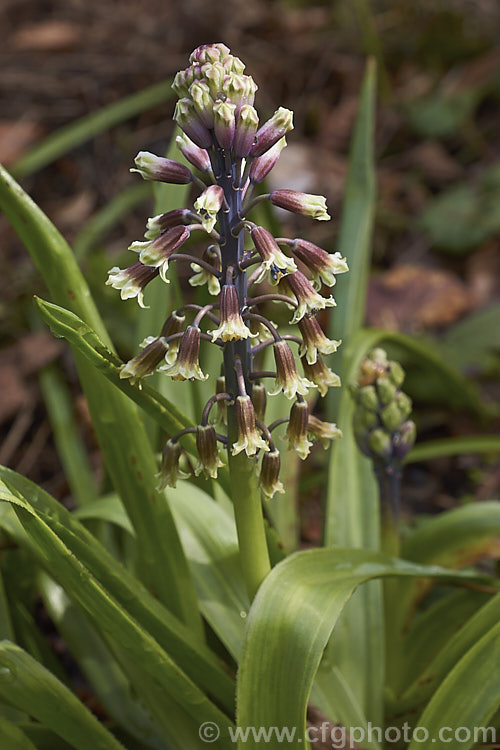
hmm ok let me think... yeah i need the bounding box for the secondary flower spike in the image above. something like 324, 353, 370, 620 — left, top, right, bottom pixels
109, 43, 347, 502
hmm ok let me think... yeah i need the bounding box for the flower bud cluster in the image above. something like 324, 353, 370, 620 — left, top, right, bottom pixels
351, 349, 416, 467
106, 44, 347, 498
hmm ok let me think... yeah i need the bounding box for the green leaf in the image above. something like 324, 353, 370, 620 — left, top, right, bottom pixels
73, 494, 134, 534
405, 89, 479, 138
328, 58, 377, 403
397, 593, 500, 717
0, 467, 234, 714
0, 483, 235, 746
407, 621, 500, 750
0, 717, 37, 750
0, 642, 125, 750
0, 162, 202, 635
440, 303, 500, 373
11, 79, 174, 179
407, 434, 500, 463
236, 548, 491, 750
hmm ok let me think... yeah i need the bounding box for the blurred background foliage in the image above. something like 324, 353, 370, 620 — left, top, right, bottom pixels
0, 0, 499, 534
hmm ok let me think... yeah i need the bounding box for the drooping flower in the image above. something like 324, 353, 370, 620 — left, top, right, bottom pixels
160, 326, 208, 381
194, 425, 225, 479
194, 185, 225, 233
302, 356, 341, 397
259, 450, 285, 500
106, 262, 158, 308
251, 226, 297, 284
307, 415, 342, 448
144, 209, 191, 240
232, 396, 269, 457
289, 239, 348, 289
157, 439, 190, 489
129, 226, 191, 283
120, 336, 168, 383
269, 341, 315, 400
286, 400, 313, 460
281, 271, 336, 324
189, 245, 221, 296
298, 316, 341, 365
209, 284, 255, 342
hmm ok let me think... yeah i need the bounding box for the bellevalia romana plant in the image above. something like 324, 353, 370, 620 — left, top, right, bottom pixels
106, 42, 347, 597
0, 41, 498, 750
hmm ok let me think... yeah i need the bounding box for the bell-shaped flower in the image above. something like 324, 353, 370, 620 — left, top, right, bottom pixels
302, 356, 341, 397
131, 151, 192, 184
259, 450, 285, 500
144, 209, 191, 240
269, 341, 315, 400
232, 396, 269, 457
307, 415, 342, 448
290, 239, 348, 289
298, 316, 341, 365
270, 190, 330, 221
194, 425, 225, 479
209, 283, 256, 342
286, 400, 313, 460
281, 271, 336, 324
159, 326, 208, 381
106, 262, 158, 308
194, 185, 225, 233
251, 226, 297, 284
129, 226, 190, 283
157, 439, 190, 490
120, 336, 168, 384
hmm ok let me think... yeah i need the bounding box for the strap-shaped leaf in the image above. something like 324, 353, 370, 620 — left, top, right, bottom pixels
0, 643, 124, 750
236, 548, 495, 750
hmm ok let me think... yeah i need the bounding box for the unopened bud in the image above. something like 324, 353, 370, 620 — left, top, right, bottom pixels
259, 450, 285, 500
195, 425, 225, 479
131, 152, 192, 184
250, 107, 293, 157
270, 190, 330, 221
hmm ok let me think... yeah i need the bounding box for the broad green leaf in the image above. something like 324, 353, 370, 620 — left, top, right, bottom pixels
0, 642, 124, 750
0, 484, 235, 745
407, 622, 500, 750
407, 434, 500, 463
73, 494, 134, 534
0, 163, 201, 634
0, 717, 37, 750
40, 577, 167, 750
0, 467, 234, 714
237, 548, 492, 750
11, 79, 174, 178
440, 302, 500, 373
397, 593, 500, 716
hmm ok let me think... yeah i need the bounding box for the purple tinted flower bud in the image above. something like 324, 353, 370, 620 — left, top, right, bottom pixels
175, 133, 211, 173
286, 400, 313, 460
106, 262, 158, 308
194, 185, 225, 232
189, 80, 215, 128
302, 356, 341, 397
120, 336, 168, 383
213, 99, 236, 149
281, 271, 336, 324
201, 62, 226, 98
159, 326, 208, 381
190, 43, 230, 65
129, 225, 191, 283
232, 396, 269, 457
195, 425, 225, 479
174, 98, 212, 149
270, 190, 331, 221
131, 152, 192, 185
249, 137, 286, 183
259, 450, 285, 500
233, 105, 259, 158
250, 107, 294, 158
172, 67, 197, 98
157, 439, 189, 490
144, 208, 191, 240
221, 54, 245, 75
393, 420, 416, 460
222, 73, 257, 111
298, 316, 341, 365
290, 239, 348, 289
269, 341, 315, 400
